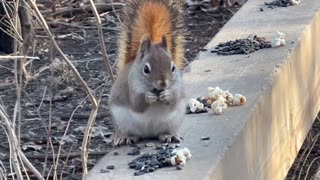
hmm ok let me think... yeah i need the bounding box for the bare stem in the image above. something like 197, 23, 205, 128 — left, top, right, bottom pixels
26, 0, 99, 176
88, 0, 115, 83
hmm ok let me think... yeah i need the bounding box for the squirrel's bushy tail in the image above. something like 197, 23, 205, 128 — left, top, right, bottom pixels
117, 0, 185, 70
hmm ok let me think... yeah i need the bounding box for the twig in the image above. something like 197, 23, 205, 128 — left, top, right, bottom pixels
111, 0, 122, 24
46, 21, 119, 31
0, 105, 44, 180
26, 0, 98, 113
48, 41, 57, 180
88, 0, 115, 83
11, 3, 25, 180
18, 152, 44, 180
21, 151, 110, 160
304, 156, 320, 180
42, 3, 124, 17
0, 55, 40, 60
27, 0, 99, 176
54, 96, 88, 180
298, 133, 320, 180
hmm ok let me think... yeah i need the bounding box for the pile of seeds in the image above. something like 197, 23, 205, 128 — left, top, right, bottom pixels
211, 35, 272, 56
264, 0, 299, 7
127, 144, 180, 176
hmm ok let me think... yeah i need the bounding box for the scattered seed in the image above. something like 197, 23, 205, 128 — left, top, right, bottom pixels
212, 36, 271, 56
145, 142, 155, 147
134, 171, 145, 176
265, 0, 296, 7
100, 169, 109, 173
201, 136, 211, 141
260, 8, 264, 11
176, 166, 183, 170
128, 144, 179, 176
128, 148, 141, 156
106, 165, 115, 170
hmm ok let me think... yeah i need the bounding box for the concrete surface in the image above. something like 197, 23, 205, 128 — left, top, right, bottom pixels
85, 0, 320, 179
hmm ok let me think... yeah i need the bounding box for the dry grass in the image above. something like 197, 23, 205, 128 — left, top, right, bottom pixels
0, 0, 116, 179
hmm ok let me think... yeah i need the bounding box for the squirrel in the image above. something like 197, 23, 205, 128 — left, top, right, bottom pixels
108, 0, 186, 146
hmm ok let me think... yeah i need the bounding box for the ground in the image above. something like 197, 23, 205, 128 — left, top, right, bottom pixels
0, 1, 319, 180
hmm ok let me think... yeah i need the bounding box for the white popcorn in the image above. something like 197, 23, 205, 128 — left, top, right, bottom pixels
188, 98, 204, 113
271, 31, 286, 47
171, 148, 192, 166
225, 92, 234, 104
211, 97, 227, 113
291, 0, 300, 5
213, 106, 223, 115
232, 94, 246, 106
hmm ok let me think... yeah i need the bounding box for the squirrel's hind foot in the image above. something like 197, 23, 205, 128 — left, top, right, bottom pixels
158, 134, 183, 143
113, 135, 140, 146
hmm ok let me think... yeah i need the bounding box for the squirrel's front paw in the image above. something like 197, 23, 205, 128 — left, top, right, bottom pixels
158, 134, 182, 143
159, 89, 172, 103
145, 91, 158, 104
113, 136, 140, 146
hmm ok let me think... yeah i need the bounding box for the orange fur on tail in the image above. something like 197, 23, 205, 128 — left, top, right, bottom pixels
117, 0, 185, 71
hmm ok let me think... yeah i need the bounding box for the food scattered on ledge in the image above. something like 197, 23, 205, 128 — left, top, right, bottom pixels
211, 31, 287, 56
187, 87, 246, 115
127, 144, 191, 176
265, 0, 300, 8
271, 31, 286, 47
186, 98, 208, 114
211, 35, 272, 55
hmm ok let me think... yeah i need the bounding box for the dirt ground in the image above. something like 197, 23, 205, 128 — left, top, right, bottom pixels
0, 1, 241, 179
0, 1, 319, 180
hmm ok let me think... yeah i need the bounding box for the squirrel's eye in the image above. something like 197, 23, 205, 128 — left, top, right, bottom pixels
171, 62, 176, 73
143, 63, 151, 75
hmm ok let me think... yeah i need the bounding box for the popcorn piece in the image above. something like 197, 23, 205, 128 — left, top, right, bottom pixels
170, 156, 177, 166
182, 147, 192, 159
232, 94, 246, 106
211, 97, 227, 112
171, 148, 192, 166
271, 31, 286, 47
188, 98, 205, 113
291, 0, 300, 5
225, 92, 234, 104
213, 106, 223, 115
207, 86, 224, 99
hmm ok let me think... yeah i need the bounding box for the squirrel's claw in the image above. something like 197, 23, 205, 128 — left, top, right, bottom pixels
159, 89, 172, 103
158, 134, 182, 143
113, 136, 140, 146
145, 91, 158, 104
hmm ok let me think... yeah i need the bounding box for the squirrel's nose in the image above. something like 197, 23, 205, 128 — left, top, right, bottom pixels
155, 80, 169, 90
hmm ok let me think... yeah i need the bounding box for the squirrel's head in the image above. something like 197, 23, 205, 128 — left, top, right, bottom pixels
133, 35, 179, 91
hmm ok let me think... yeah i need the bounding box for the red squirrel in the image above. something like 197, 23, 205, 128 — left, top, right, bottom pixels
109, 0, 186, 146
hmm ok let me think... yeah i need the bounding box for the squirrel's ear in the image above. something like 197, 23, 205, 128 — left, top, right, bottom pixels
139, 37, 151, 57
161, 35, 168, 49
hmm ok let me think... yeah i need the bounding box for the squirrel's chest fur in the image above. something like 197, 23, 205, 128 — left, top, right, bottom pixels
110, 99, 185, 138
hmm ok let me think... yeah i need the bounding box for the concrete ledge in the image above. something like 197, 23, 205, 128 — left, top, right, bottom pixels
85, 0, 320, 179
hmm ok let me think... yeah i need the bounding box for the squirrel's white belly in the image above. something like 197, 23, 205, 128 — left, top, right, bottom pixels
111, 99, 186, 138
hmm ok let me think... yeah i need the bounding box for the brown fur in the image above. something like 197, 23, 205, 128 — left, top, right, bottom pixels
117, 0, 185, 71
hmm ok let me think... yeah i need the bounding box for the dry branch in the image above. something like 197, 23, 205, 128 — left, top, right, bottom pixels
26, 0, 98, 109
26, 0, 100, 177
0, 105, 44, 180
0, 55, 40, 60
42, 3, 123, 17
88, 0, 115, 83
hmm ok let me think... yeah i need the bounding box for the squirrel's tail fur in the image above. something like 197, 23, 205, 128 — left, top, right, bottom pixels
117, 0, 185, 70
